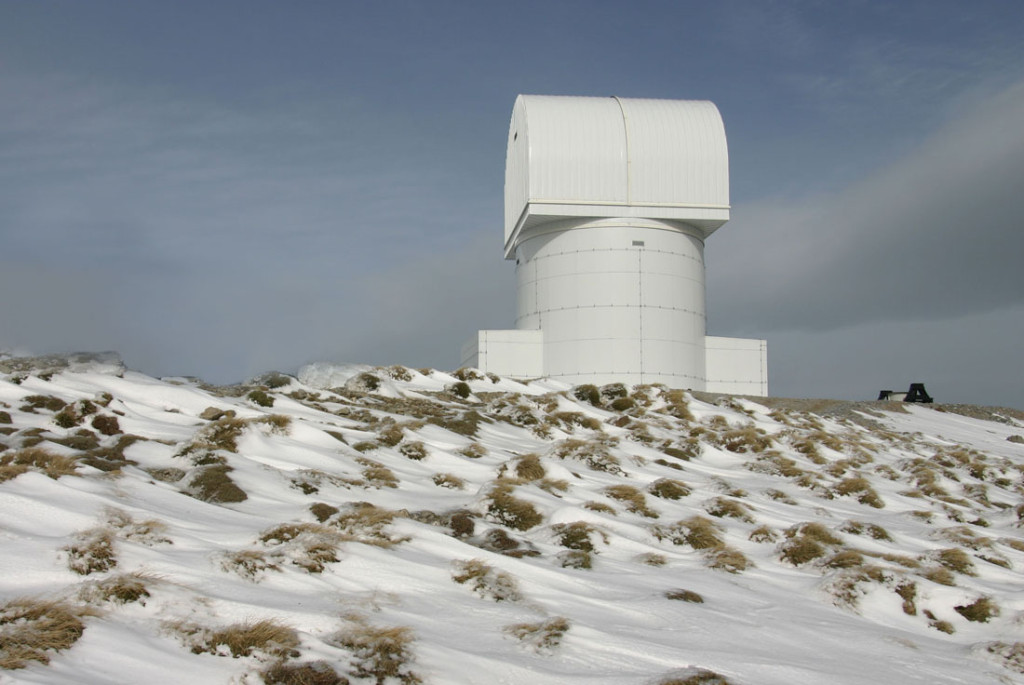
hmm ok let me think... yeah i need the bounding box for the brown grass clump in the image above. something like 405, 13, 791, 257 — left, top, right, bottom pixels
332, 504, 409, 547
310, 502, 340, 523
187, 464, 248, 503
559, 549, 593, 569
77, 572, 152, 606
840, 521, 893, 541
822, 550, 865, 569
187, 619, 299, 658
779, 523, 843, 566
834, 476, 885, 508
432, 473, 465, 489
0, 598, 91, 669
954, 596, 999, 623
0, 447, 79, 481
605, 484, 658, 518
705, 497, 754, 523
648, 478, 691, 500
459, 443, 487, 459
487, 483, 544, 531
748, 525, 778, 543
515, 454, 546, 480
924, 610, 955, 634
356, 458, 399, 489
984, 642, 1024, 673
582, 501, 616, 515
706, 546, 750, 573
552, 522, 605, 553
716, 425, 772, 453
65, 529, 117, 575
333, 621, 422, 684
221, 550, 282, 580
637, 552, 667, 566
554, 439, 622, 474
894, 582, 918, 615
451, 559, 522, 602
935, 547, 977, 576
399, 441, 427, 460
658, 668, 734, 684
261, 660, 347, 684
180, 415, 248, 455
19, 394, 67, 413
505, 617, 570, 653
653, 516, 724, 550
665, 589, 704, 603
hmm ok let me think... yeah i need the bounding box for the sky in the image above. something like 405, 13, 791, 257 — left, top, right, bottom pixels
2, 1, 1023, 408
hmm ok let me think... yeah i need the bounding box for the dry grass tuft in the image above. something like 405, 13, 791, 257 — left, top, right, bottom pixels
311, 502, 340, 523
748, 525, 778, 543
261, 659, 347, 684
665, 589, 704, 603
221, 549, 282, 580
554, 439, 622, 474
934, 547, 977, 576
653, 516, 724, 550
984, 642, 1024, 673
77, 572, 152, 606
658, 668, 734, 684
637, 552, 667, 566
834, 476, 885, 508
514, 454, 546, 480
356, 458, 399, 489
0, 447, 79, 481
715, 425, 772, 453
487, 483, 544, 531
895, 582, 917, 615
186, 464, 248, 503
331, 504, 409, 547
605, 484, 658, 518
779, 523, 843, 566
459, 442, 487, 459
432, 473, 465, 489
332, 621, 422, 684
707, 546, 751, 573
185, 619, 299, 659
705, 497, 754, 523
648, 478, 691, 500
451, 559, 522, 602
65, 529, 117, 575
955, 596, 1000, 623
505, 617, 570, 653
552, 522, 605, 553
582, 501, 616, 515
559, 549, 593, 569
0, 598, 92, 669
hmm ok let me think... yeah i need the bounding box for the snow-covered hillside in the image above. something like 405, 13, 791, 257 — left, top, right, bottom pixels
2, 354, 1024, 684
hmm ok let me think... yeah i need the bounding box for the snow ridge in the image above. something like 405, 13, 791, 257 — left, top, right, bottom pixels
1, 359, 1024, 684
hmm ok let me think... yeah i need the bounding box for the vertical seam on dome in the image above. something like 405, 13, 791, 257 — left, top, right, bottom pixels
611, 96, 632, 205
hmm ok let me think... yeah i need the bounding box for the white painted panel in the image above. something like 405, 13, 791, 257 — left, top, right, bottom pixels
473, 330, 545, 378
704, 336, 768, 396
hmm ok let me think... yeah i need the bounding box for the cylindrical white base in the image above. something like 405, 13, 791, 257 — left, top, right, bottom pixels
514, 218, 707, 388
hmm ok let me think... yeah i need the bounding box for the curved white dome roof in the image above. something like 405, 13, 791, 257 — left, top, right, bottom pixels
504, 94, 730, 255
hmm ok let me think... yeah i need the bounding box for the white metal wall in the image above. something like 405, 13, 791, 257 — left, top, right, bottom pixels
705, 336, 768, 395
515, 218, 707, 387
504, 95, 730, 255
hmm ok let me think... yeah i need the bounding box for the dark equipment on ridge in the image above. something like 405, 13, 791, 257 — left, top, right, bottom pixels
877, 383, 933, 403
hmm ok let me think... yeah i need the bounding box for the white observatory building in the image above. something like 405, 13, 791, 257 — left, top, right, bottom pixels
462, 94, 768, 395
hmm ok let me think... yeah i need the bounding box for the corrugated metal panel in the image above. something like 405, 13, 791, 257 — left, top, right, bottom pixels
524, 95, 626, 206
504, 97, 531, 246
618, 98, 729, 208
